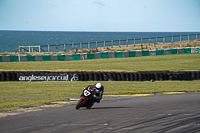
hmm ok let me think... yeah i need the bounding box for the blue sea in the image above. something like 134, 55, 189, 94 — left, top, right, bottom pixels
0, 30, 199, 52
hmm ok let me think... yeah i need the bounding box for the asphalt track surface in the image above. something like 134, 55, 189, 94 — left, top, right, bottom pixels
0, 93, 200, 133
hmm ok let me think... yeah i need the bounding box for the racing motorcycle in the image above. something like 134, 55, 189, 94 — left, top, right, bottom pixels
75, 87, 97, 110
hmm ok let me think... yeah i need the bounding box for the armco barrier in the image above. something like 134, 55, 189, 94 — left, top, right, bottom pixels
0, 70, 199, 81
80, 53, 87, 60
129, 51, 135, 57
58, 54, 65, 61
142, 50, 149, 56
149, 50, 156, 56
108, 52, 115, 58
94, 52, 101, 58
50, 54, 58, 61
170, 48, 177, 54
184, 47, 191, 53
87, 53, 95, 59
27, 55, 35, 61
163, 49, 170, 55
177, 48, 184, 54
65, 54, 73, 60
101, 52, 108, 58
35, 55, 42, 61
0, 47, 199, 62
10, 55, 18, 62
115, 51, 122, 58
156, 49, 163, 55
20, 55, 27, 62
122, 51, 129, 57
135, 50, 142, 56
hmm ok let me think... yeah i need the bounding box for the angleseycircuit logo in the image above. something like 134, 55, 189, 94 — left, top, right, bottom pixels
18, 73, 79, 81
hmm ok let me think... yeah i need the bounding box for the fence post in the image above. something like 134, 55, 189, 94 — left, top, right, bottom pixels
80, 43, 82, 50
148, 38, 150, 45
134, 39, 135, 46
19, 46, 20, 52
64, 44, 66, 52
126, 39, 128, 47
188, 34, 189, 42
56, 44, 58, 52
180, 35, 181, 41
39, 45, 41, 53
119, 40, 121, 47
88, 42, 90, 49
111, 40, 113, 48
196, 33, 198, 40
104, 41, 105, 49
141, 38, 143, 44
96, 41, 97, 48
163, 36, 165, 43
48, 45, 50, 52
72, 43, 74, 51
172, 36, 173, 42
156, 37, 157, 43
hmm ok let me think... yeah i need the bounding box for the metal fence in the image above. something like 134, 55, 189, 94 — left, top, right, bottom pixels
19, 33, 200, 53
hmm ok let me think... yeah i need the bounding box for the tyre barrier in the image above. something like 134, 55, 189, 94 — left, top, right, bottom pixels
1, 47, 200, 62
0, 70, 199, 81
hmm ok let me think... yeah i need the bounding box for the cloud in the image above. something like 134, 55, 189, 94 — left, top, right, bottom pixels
93, 2, 105, 6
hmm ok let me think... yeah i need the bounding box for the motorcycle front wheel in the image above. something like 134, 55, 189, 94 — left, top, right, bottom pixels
75, 99, 84, 110
86, 102, 94, 109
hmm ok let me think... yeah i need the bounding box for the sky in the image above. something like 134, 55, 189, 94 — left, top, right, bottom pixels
0, 0, 200, 32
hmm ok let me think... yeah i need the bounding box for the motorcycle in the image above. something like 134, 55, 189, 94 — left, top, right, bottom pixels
75, 87, 97, 110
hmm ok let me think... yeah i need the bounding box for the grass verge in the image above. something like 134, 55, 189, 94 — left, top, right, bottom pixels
0, 80, 200, 109
0, 97, 68, 109
1, 81, 200, 96
0, 53, 199, 71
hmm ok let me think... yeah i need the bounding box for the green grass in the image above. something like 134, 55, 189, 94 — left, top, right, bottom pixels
0, 53, 199, 71
0, 97, 68, 109
0, 81, 199, 109
0, 53, 200, 109
1, 81, 200, 96
0, 80, 200, 109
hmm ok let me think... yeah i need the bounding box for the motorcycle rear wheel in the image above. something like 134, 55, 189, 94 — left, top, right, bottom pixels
75, 99, 84, 110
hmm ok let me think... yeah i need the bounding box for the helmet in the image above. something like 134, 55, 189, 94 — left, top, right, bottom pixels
95, 83, 102, 89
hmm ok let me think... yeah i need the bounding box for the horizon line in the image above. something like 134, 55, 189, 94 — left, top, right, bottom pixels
0, 29, 200, 33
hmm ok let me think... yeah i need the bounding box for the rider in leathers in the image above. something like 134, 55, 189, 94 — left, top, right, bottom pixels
81, 83, 104, 103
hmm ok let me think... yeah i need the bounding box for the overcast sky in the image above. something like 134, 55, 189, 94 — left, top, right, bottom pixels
0, 0, 200, 32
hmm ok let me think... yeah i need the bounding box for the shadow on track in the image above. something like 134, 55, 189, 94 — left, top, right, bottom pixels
78, 106, 131, 110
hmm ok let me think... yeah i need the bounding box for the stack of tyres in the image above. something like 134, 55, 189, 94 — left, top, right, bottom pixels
93, 72, 98, 81
107, 72, 115, 81
138, 72, 143, 81
191, 71, 200, 80
120, 73, 126, 81
103, 73, 108, 81
154, 72, 160, 81
116, 73, 121, 81
6, 72, 12, 81
125, 73, 130, 81
134, 73, 139, 81
88, 72, 94, 81
0, 72, 6, 81
98, 73, 103, 81
84, 73, 89, 81
111, 72, 117, 81
95, 72, 104, 81
78, 73, 84, 81
129, 73, 134, 81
